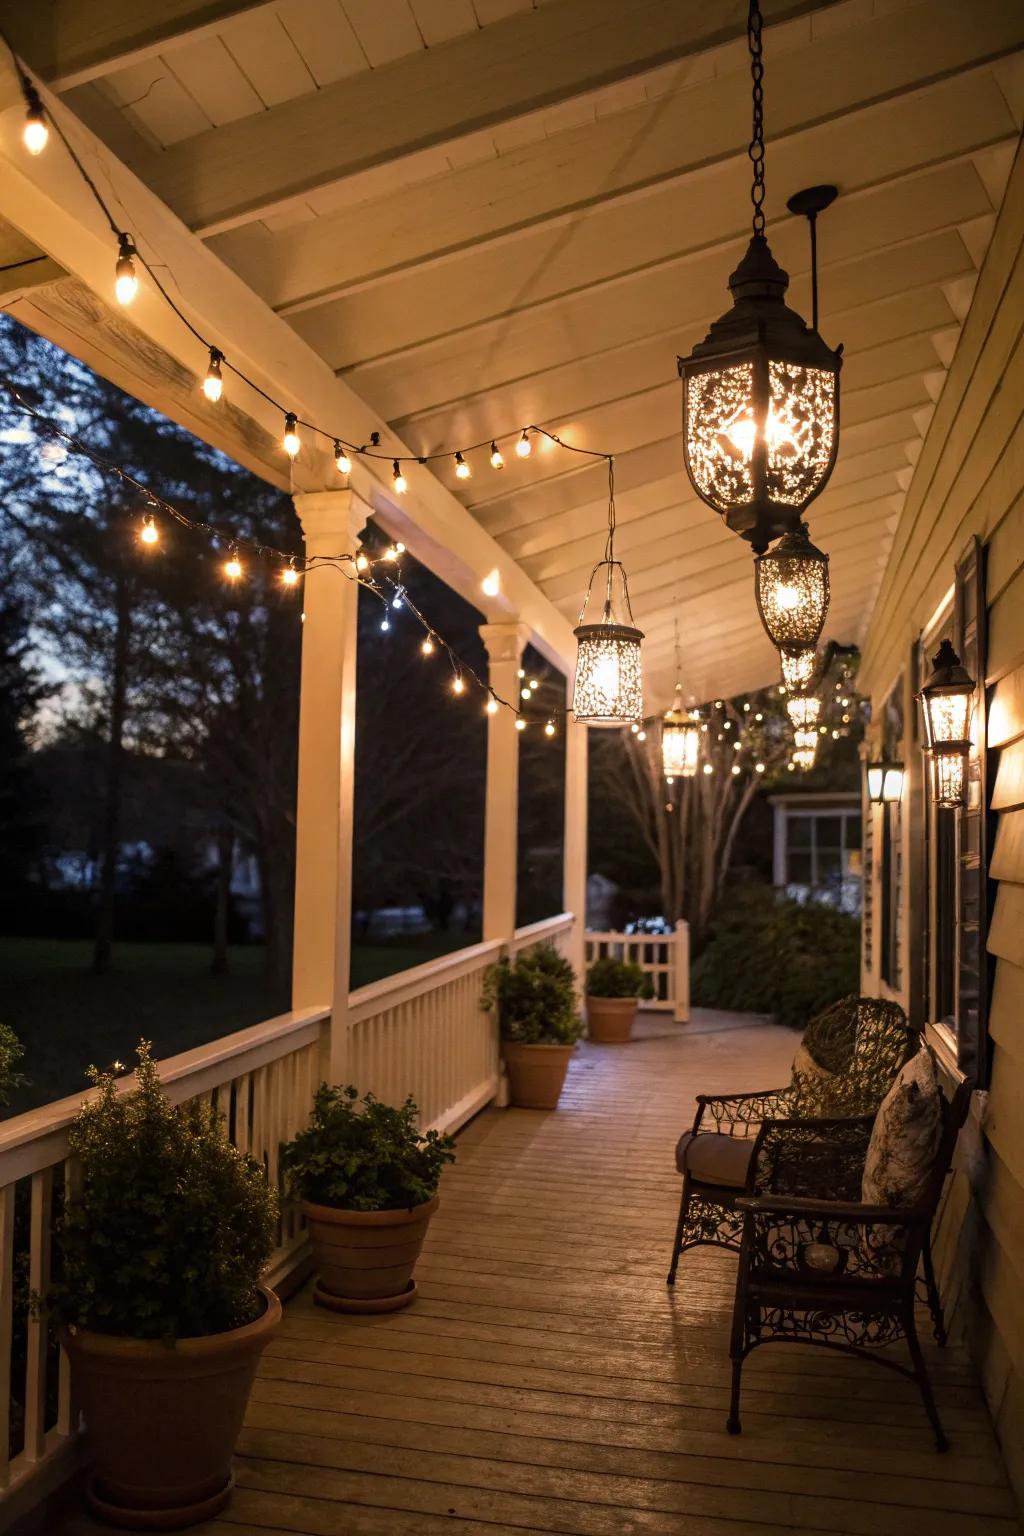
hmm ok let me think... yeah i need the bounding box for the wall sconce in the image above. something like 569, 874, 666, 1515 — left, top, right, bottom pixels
866, 761, 904, 805
917, 639, 975, 809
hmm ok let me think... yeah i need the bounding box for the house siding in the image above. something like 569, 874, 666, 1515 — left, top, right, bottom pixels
859, 132, 1024, 1501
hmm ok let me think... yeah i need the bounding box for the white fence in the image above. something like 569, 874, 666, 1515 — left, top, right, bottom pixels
585, 922, 690, 1021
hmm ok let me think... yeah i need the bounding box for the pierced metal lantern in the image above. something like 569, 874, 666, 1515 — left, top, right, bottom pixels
780, 646, 817, 692
794, 727, 818, 753
793, 746, 817, 771
786, 693, 820, 729
754, 523, 830, 649
572, 562, 643, 727
917, 639, 975, 808
662, 711, 701, 780
866, 761, 904, 804
680, 239, 842, 551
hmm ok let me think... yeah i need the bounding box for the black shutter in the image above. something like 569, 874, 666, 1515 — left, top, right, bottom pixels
954, 535, 987, 1083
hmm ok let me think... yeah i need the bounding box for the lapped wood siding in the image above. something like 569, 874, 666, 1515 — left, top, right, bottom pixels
860, 130, 1024, 1505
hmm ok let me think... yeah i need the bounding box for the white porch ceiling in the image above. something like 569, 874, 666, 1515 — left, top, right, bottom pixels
6, 0, 1024, 706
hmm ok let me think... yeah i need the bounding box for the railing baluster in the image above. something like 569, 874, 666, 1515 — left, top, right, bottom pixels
0, 1182, 15, 1490
23, 1168, 53, 1463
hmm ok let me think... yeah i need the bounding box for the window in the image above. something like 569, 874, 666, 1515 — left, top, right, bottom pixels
783, 808, 862, 912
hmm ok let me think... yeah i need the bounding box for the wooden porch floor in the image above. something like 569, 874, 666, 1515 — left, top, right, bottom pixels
64, 1012, 1019, 1535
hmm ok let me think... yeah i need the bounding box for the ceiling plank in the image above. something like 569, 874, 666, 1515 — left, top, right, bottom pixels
5, 1, 274, 92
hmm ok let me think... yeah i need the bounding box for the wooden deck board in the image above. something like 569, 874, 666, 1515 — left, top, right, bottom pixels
53, 1011, 1021, 1534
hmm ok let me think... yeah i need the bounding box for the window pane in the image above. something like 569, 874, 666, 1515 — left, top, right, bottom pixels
789, 816, 812, 847
845, 814, 862, 850
788, 851, 813, 885
817, 816, 841, 849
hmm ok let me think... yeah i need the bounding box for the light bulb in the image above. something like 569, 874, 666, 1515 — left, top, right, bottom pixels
114, 235, 138, 305
355, 552, 369, 572
380, 616, 390, 632
723, 406, 799, 462
490, 442, 504, 470
743, 701, 751, 712
392, 461, 407, 494
384, 545, 398, 562
521, 688, 531, 701
755, 762, 766, 774
224, 551, 243, 580
395, 542, 405, 554
482, 569, 500, 598
421, 638, 434, 656
23, 107, 47, 156
529, 678, 539, 690
630, 723, 639, 734
281, 564, 300, 586
732, 764, 741, 775
517, 668, 526, 679
454, 452, 471, 480
334, 441, 352, 475
703, 763, 714, 775
516, 430, 531, 459
282, 413, 300, 458
139, 515, 158, 546
544, 721, 555, 737
486, 698, 499, 715
392, 595, 403, 610
203, 349, 223, 402
637, 730, 646, 741
515, 718, 526, 731
452, 676, 465, 695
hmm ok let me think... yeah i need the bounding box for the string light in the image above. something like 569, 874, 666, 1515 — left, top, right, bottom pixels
392, 461, 407, 494
637, 729, 646, 742
281, 561, 301, 587
516, 431, 532, 459
421, 637, 435, 656
454, 452, 471, 481
521, 688, 531, 700
22, 82, 47, 155
139, 513, 158, 546
203, 349, 224, 403
545, 721, 556, 737
335, 441, 352, 475
703, 763, 714, 775
755, 761, 766, 773
482, 569, 500, 598
490, 442, 504, 469
515, 718, 526, 731
451, 675, 465, 695
518, 668, 526, 679
224, 548, 243, 581
283, 413, 301, 459
114, 234, 138, 305
486, 698, 499, 715
380, 616, 390, 632
355, 552, 369, 572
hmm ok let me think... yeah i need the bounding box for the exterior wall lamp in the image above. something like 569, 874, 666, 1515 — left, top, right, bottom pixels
866, 761, 905, 804
917, 639, 976, 808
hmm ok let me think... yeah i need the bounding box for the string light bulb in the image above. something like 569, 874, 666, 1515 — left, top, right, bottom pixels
282, 413, 301, 458
490, 442, 504, 469
486, 698, 499, 715
482, 569, 500, 598
224, 548, 243, 581
454, 451, 471, 481
421, 637, 435, 656
203, 348, 224, 403
516, 430, 532, 459
139, 514, 159, 546
380, 616, 390, 632
114, 234, 138, 305
452, 675, 465, 695
545, 721, 556, 737
22, 84, 47, 155
334, 441, 352, 475
355, 552, 369, 572
281, 562, 300, 587
392, 461, 407, 494
515, 718, 526, 731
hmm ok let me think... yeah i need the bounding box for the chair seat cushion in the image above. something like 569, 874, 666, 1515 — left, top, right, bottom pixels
676, 1131, 757, 1188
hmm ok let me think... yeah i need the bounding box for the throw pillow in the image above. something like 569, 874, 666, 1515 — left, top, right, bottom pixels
862, 1047, 943, 1209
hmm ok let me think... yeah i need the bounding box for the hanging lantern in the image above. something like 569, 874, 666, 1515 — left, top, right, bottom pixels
678, 1, 842, 553
866, 761, 904, 805
572, 460, 643, 726
917, 639, 975, 809
786, 693, 820, 729
780, 646, 817, 692
793, 727, 818, 753
662, 711, 701, 780
754, 523, 830, 649
792, 745, 817, 771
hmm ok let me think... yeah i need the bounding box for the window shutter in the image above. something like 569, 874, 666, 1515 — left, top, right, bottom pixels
954, 535, 988, 1083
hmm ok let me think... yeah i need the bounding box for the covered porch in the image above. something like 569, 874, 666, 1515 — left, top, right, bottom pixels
50, 1013, 1020, 1534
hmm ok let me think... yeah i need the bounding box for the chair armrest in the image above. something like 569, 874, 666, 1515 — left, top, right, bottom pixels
693, 1086, 794, 1135
737, 1193, 916, 1223
751, 1115, 876, 1199
735, 1193, 923, 1284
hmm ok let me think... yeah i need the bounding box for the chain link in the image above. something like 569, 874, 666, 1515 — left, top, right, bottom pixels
747, 0, 766, 237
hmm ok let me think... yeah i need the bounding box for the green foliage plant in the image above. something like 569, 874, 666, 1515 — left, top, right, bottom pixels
46, 1042, 277, 1341
0, 1022, 27, 1108
283, 1085, 455, 1211
585, 956, 655, 1000
482, 943, 583, 1045
692, 884, 860, 1030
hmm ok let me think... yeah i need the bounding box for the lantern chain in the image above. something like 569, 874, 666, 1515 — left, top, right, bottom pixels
747, 0, 766, 238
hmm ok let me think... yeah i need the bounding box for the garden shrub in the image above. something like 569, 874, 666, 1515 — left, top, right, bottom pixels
283, 1085, 455, 1211
482, 943, 582, 1045
0, 1022, 27, 1108
585, 957, 654, 999
692, 885, 860, 1030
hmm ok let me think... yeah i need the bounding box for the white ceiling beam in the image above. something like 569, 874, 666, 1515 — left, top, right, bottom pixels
129, 0, 839, 235
0, 59, 577, 671
5, 1, 273, 92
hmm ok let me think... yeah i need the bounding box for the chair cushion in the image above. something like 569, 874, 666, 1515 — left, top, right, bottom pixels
676, 1131, 757, 1188
862, 1046, 942, 1208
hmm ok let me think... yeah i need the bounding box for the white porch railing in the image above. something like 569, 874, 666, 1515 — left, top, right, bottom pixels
585, 922, 690, 1021
0, 1005, 329, 1519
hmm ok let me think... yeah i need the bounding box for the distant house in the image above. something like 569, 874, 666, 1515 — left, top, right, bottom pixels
769, 791, 862, 915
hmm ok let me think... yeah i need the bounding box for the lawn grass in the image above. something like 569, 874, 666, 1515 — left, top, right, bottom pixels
0, 930, 481, 1118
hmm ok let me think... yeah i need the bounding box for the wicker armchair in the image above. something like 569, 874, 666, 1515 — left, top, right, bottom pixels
667, 997, 914, 1281
726, 1080, 972, 1450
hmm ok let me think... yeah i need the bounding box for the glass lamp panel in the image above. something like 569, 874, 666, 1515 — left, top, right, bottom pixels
931, 753, 966, 808
573, 627, 643, 726
662, 719, 700, 779
793, 746, 816, 770
755, 546, 829, 649
922, 689, 973, 750
866, 764, 884, 803
882, 766, 904, 803
786, 694, 820, 729
684, 363, 756, 513
781, 647, 817, 691
794, 728, 818, 751
766, 362, 838, 508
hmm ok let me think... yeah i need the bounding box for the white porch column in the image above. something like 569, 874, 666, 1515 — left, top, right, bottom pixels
563, 714, 588, 984
291, 489, 367, 1083
479, 623, 530, 945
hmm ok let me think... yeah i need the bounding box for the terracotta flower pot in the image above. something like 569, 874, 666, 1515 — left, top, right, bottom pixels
304, 1194, 439, 1314
586, 996, 638, 1043
502, 1040, 575, 1109
64, 1285, 281, 1529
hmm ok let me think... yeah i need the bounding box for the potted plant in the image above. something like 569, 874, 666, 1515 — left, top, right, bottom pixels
483, 943, 583, 1109
46, 1042, 279, 1529
283, 1085, 455, 1315
585, 956, 655, 1043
